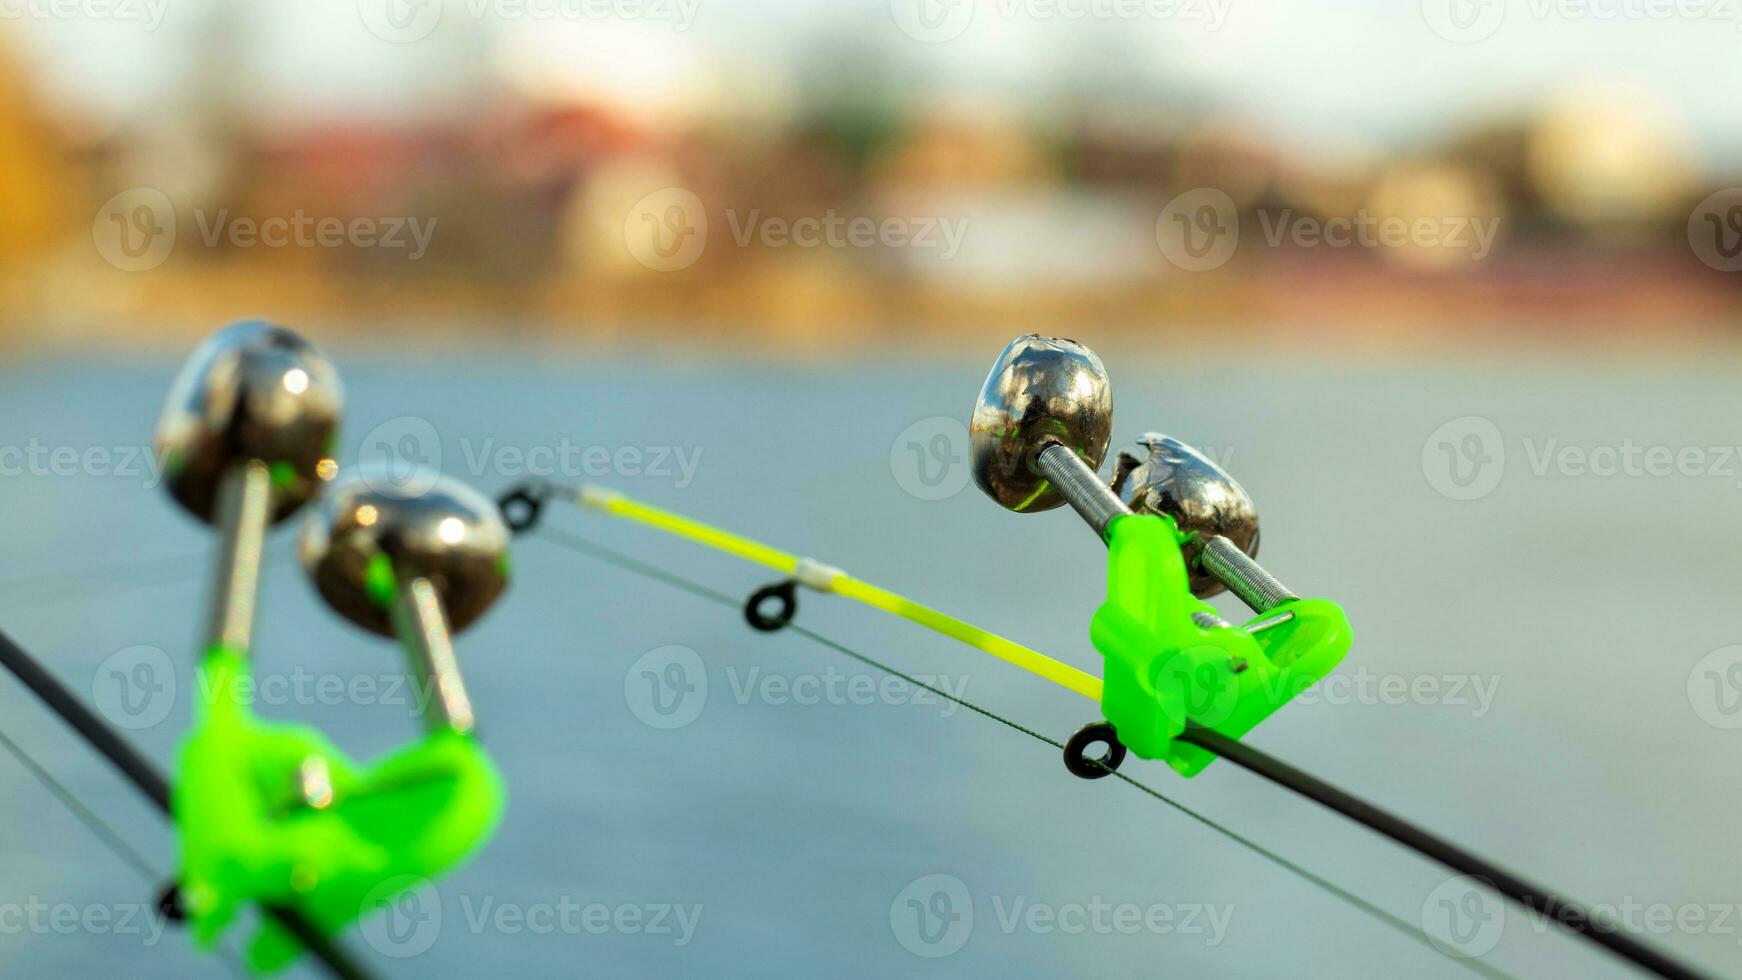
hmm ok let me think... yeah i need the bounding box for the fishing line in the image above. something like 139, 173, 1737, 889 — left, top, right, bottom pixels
0, 502, 1709, 976
0, 551, 296, 614
1180, 727, 1710, 980
0, 725, 252, 980
1, 547, 1516, 980
524, 484, 1715, 980
506, 483, 1103, 700
535, 526, 1523, 980
0, 552, 204, 597
0, 629, 377, 980
0, 724, 159, 883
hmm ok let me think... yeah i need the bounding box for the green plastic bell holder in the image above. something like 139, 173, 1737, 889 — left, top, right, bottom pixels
1091, 514, 1352, 777
172, 557, 505, 972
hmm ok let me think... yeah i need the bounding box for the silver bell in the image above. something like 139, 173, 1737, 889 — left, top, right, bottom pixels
1112, 433, 1259, 599
300, 468, 509, 735
969, 334, 1114, 513
299, 469, 511, 639
154, 320, 343, 526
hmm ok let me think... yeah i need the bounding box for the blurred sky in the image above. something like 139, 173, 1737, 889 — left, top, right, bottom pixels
13, 0, 1742, 164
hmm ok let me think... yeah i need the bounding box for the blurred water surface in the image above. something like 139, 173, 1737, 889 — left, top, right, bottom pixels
0, 344, 1739, 979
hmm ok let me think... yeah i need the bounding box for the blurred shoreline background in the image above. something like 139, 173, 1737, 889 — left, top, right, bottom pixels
2, 2, 1741, 354
8, 8, 1742, 978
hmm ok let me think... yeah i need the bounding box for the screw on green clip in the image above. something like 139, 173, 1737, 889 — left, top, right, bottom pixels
1086, 514, 1352, 777
173, 643, 504, 972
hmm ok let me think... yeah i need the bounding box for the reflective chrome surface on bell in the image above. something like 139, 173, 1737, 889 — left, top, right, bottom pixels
299, 469, 511, 639
154, 320, 343, 526
970, 334, 1114, 513
1112, 433, 1259, 598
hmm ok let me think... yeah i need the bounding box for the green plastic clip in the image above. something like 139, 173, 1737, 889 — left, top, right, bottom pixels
1090, 514, 1352, 777
172, 643, 504, 972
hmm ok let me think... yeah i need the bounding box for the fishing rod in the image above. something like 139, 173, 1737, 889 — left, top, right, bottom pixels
0, 629, 371, 980
1, 322, 515, 977
493, 333, 1714, 980
0, 323, 1715, 978
528, 524, 1530, 980
0, 322, 384, 979
507, 482, 1710, 979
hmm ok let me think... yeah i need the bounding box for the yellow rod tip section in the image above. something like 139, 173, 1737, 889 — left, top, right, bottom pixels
592, 489, 1102, 703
